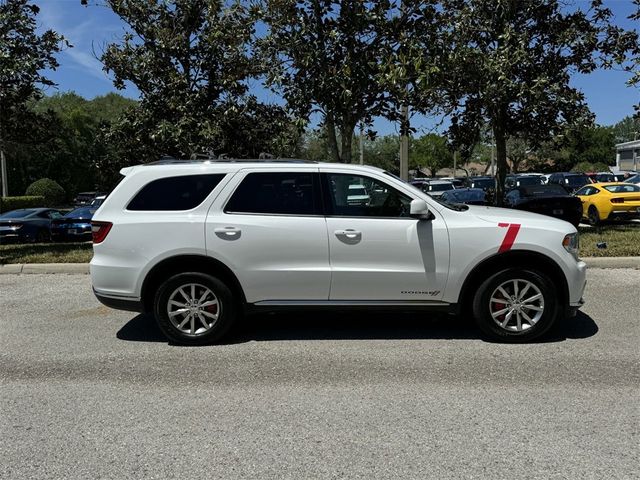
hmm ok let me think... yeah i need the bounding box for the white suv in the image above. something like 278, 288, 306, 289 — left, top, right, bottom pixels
90, 160, 586, 344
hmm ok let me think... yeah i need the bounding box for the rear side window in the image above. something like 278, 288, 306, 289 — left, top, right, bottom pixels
225, 172, 320, 215
127, 174, 225, 211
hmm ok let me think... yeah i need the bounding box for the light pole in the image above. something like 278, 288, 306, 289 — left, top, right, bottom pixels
400, 104, 409, 180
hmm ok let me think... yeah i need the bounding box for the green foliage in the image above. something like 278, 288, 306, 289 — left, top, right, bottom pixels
571, 161, 610, 174
364, 135, 400, 174
4, 92, 135, 195
0, 195, 44, 213
258, 1, 401, 163
98, 0, 298, 170
410, 134, 453, 176
409, 0, 638, 204
0, 0, 66, 119
25, 178, 65, 205
611, 116, 639, 144
0, 0, 67, 172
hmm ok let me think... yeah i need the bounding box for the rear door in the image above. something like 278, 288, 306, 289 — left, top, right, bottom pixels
320, 169, 449, 302
205, 168, 330, 303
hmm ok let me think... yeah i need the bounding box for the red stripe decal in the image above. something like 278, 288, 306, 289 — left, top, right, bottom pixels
498, 223, 521, 253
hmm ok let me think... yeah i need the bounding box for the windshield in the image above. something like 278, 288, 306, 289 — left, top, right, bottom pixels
516, 176, 543, 186
429, 183, 454, 192
0, 209, 37, 218
64, 207, 96, 218
471, 178, 495, 189
625, 174, 640, 183
565, 175, 590, 187
446, 189, 485, 202
348, 186, 367, 196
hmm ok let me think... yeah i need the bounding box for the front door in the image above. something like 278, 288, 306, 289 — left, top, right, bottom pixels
321, 170, 449, 301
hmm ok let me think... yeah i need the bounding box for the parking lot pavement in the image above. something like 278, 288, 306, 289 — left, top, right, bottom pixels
1, 271, 638, 480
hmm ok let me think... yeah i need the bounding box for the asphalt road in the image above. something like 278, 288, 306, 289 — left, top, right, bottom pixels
1, 270, 638, 480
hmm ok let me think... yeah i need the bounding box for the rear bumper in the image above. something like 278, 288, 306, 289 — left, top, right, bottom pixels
606, 210, 640, 221
93, 289, 143, 313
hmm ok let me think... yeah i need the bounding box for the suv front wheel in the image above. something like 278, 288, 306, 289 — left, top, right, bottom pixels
154, 272, 237, 345
472, 268, 559, 342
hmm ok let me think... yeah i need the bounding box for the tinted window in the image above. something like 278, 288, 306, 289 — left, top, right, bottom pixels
128, 174, 225, 211
428, 183, 454, 192
225, 172, 319, 215
324, 173, 412, 217
603, 184, 640, 193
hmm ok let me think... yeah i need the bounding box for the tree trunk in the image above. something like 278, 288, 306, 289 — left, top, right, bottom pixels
325, 113, 341, 163
493, 118, 507, 207
341, 123, 354, 164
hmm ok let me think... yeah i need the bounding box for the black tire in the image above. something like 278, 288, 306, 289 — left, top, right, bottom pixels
472, 268, 560, 343
153, 272, 237, 345
588, 205, 600, 226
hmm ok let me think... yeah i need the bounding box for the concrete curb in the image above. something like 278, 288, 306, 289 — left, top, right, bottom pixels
582, 256, 640, 269
0, 263, 90, 274
1, 258, 640, 274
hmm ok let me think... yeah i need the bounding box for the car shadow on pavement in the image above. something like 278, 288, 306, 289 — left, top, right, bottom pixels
116, 310, 598, 344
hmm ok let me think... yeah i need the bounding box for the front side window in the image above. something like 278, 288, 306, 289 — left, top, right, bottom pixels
225, 172, 319, 215
127, 174, 226, 211
323, 173, 412, 217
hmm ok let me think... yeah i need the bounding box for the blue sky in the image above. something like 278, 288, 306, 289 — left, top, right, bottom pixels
36, 0, 639, 135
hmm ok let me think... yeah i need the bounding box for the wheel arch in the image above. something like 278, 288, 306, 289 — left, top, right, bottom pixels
140, 254, 246, 313
457, 250, 569, 314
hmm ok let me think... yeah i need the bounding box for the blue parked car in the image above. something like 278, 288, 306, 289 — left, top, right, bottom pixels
50, 207, 96, 242
0, 208, 65, 243
440, 188, 488, 205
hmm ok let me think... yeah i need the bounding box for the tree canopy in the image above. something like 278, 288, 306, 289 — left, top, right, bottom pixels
409, 0, 639, 203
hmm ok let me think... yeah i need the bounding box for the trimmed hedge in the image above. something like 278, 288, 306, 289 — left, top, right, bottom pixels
26, 178, 66, 205
0, 196, 46, 213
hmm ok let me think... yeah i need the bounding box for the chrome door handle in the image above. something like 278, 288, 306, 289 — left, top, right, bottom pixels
214, 227, 241, 240
333, 228, 362, 243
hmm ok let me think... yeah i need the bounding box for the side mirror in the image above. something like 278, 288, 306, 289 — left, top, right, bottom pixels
410, 199, 431, 220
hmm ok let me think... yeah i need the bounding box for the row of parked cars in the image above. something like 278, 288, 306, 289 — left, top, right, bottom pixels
0, 192, 106, 244
410, 171, 640, 227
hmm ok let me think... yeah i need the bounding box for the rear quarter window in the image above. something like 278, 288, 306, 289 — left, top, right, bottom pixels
127, 174, 226, 211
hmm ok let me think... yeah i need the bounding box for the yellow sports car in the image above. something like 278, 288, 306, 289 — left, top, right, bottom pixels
574, 182, 640, 225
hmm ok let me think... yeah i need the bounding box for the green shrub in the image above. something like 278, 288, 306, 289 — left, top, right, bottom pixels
0, 196, 46, 213
25, 178, 66, 205
571, 161, 610, 173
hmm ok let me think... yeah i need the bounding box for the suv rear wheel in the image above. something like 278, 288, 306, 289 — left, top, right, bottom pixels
472, 268, 559, 342
153, 272, 237, 345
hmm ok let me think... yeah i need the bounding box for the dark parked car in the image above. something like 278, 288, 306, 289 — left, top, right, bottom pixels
0, 208, 64, 243
505, 174, 544, 191
464, 176, 495, 191
547, 172, 592, 193
440, 188, 488, 205
73, 191, 105, 207
50, 207, 96, 241
504, 184, 582, 227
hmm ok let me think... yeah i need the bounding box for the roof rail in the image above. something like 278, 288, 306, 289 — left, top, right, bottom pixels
143, 157, 318, 166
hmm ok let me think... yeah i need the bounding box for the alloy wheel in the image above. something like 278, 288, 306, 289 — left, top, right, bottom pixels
166, 283, 221, 335
489, 279, 545, 332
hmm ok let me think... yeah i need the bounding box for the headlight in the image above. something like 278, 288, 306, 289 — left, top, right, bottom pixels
562, 233, 579, 259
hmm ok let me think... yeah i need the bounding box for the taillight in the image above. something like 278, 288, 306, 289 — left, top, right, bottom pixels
91, 221, 112, 244
611, 198, 624, 204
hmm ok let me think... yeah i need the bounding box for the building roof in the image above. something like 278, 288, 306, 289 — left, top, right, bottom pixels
615, 139, 640, 150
